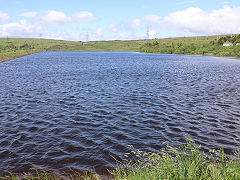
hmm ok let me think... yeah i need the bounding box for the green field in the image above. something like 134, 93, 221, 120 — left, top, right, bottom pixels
140, 34, 240, 57
1, 34, 240, 63
0, 38, 146, 62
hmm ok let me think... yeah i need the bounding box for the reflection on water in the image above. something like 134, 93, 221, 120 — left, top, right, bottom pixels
0, 51, 240, 175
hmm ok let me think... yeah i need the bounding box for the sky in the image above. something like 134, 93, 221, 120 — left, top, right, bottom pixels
0, 0, 240, 41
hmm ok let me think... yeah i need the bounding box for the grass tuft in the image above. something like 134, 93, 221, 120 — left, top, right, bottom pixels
111, 138, 240, 180
0, 168, 102, 180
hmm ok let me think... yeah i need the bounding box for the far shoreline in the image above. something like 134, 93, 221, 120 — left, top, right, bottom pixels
1, 35, 240, 63
1, 50, 240, 64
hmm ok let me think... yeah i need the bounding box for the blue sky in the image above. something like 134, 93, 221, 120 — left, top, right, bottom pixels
0, 0, 240, 41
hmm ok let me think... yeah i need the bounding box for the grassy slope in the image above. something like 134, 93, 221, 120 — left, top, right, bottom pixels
0, 38, 146, 62
139, 34, 240, 57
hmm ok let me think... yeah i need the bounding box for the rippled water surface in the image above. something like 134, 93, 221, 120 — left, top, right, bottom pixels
0, 51, 240, 175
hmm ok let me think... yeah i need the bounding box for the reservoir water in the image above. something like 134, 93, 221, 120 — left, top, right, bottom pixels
0, 51, 240, 175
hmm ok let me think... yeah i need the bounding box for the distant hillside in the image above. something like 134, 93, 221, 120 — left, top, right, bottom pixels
1, 34, 240, 62
0, 38, 147, 62
139, 34, 240, 57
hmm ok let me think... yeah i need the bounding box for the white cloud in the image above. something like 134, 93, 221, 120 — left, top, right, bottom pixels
148, 29, 156, 38
109, 24, 118, 32
39, 10, 96, 25
41, 10, 71, 25
44, 31, 81, 40
0, 19, 43, 38
164, 7, 208, 32
20, 12, 37, 18
96, 28, 104, 36
0, 12, 10, 22
0, 19, 83, 40
144, 6, 240, 35
131, 19, 141, 28
73, 11, 97, 22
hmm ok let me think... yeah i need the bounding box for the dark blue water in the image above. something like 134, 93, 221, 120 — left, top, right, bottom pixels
0, 51, 240, 175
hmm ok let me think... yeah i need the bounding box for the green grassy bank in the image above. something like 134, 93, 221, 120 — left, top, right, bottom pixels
1, 139, 239, 180
1, 34, 240, 63
0, 38, 145, 63
140, 35, 240, 57
0, 38, 78, 63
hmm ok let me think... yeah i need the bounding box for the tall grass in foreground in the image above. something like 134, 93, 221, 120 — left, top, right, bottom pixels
1, 139, 239, 180
0, 168, 102, 180
112, 139, 240, 180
